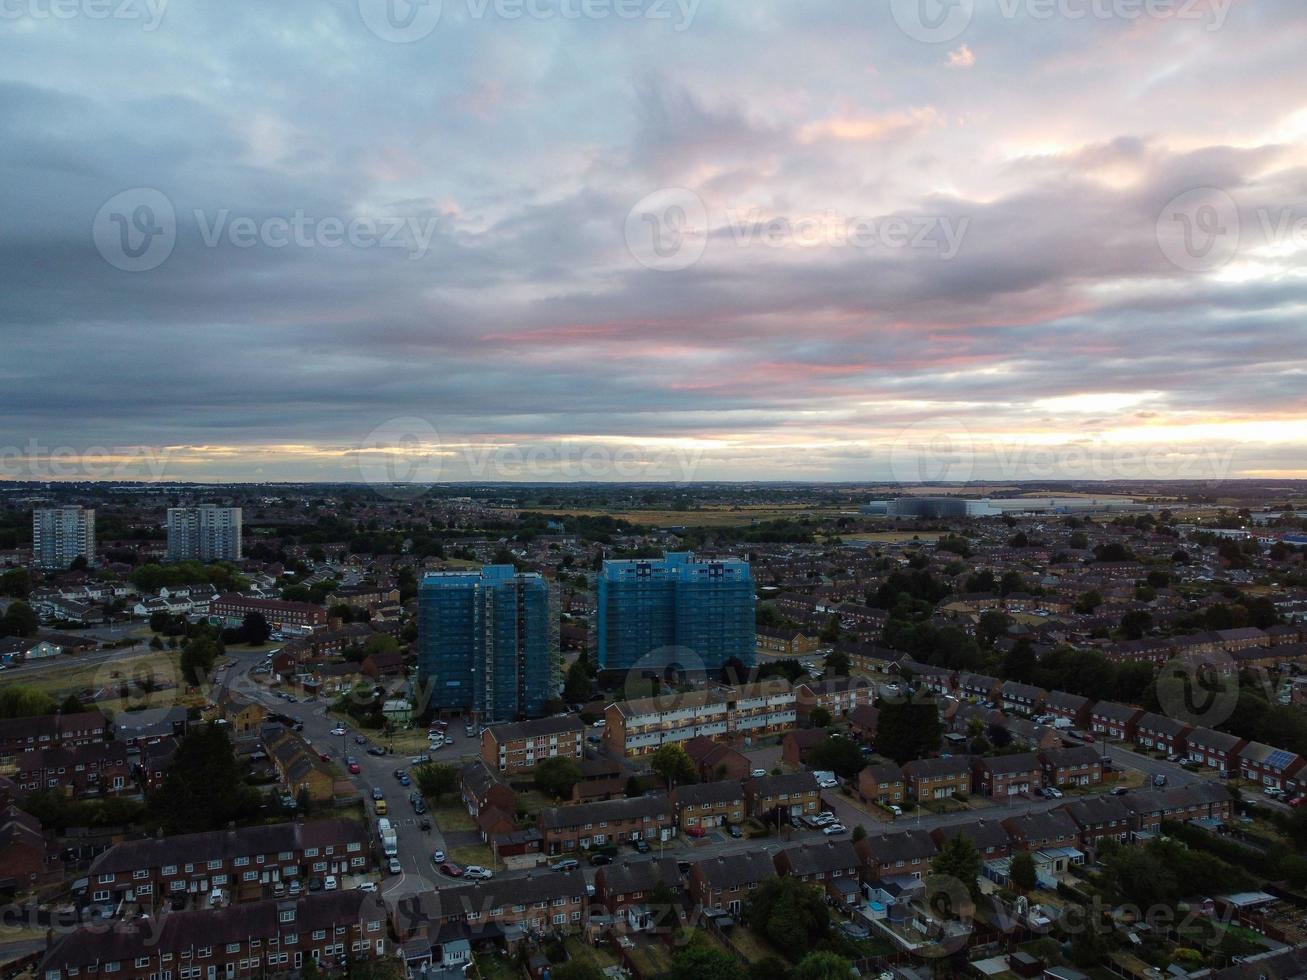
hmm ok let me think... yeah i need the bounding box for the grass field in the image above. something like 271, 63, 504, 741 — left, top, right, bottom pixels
537, 505, 846, 528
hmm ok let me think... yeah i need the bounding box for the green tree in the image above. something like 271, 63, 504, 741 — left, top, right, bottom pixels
876, 699, 941, 765
747, 957, 793, 980
414, 762, 459, 803
851, 824, 867, 843
742, 877, 830, 959
1009, 850, 1037, 892
563, 656, 592, 704
808, 706, 832, 729
793, 952, 852, 980
0, 568, 31, 597
534, 756, 583, 799
0, 600, 38, 638
1074, 590, 1103, 614
824, 650, 851, 677
649, 744, 698, 788
59, 694, 85, 715
931, 833, 982, 900
241, 611, 271, 645
806, 737, 865, 780
670, 943, 745, 980
0, 685, 58, 719
150, 723, 256, 834
180, 634, 223, 685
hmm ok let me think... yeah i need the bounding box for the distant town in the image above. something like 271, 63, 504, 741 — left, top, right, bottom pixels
2, 481, 1307, 980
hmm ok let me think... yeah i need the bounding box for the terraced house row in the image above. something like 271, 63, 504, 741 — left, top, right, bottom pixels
39, 891, 384, 980
84, 819, 370, 907
602, 680, 797, 757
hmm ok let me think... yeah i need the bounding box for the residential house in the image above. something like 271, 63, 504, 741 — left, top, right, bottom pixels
902, 756, 972, 801
773, 840, 862, 907
460, 760, 517, 817
12, 742, 132, 798
781, 729, 828, 769
537, 795, 673, 855
999, 681, 1047, 716
0, 805, 47, 888
594, 857, 682, 915
481, 717, 584, 775
794, 677, 876, 722
1237, 742, 1306, 791
930, 818, 1013, 862
1184, 727, 1247, 774
744, 772, 821, 821
855, 829, 938, 882
669, 780, 745, 832
1061, 795, 1132, 851
1039, 746, 1103, 788
972, 753, 1043, 797
847, 704, 879, 743
688, 852, 777, 915
857, 762, 906, 807
1042, 691, 1093, 729
1089, 701, 1145, 741
682, 737, 752, 783
1133, 712, 1193, 755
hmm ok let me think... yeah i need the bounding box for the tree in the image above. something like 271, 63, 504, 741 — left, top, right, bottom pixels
743, 876, 830, 958
180, 634, 223, 685
806, 737, 865, 780
649, 744, 698, 788
413, 762, 459, 803
534, 756, 583, 799
241, 612, 271, 645
59, 694, 85, 715
748, 957, 793, 980
851, 824, 867, 842
563, 656, 592, 704
0, 685, 58, 719
670, 943, 744, 980
876, 699, 941, 765
1009, 850, 1037, 892
0, 568, 31, 597
793, 953, 853, 980
808, 706, 832, 729
824, 649, 851, 677
931, 833, 982, 900
0, 600, 38, 638
1069, 531, 1089, 550
1119, 610, 1153, 640
1074, 590, 1103, 614
150, 723, 257, 834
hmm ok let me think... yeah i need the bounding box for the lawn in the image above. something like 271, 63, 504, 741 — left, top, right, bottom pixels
449, 843, 497, 868
563, 936, 622, 971
18, 648, 182, 698
536, 505, 847, 528
625, 940, 674, 977
839, 531, 944, 544
724, 926, 779, 962
472, 954, 521, 980
433, 804, 477, 833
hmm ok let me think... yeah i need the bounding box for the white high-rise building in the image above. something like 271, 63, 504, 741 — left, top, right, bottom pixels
32, 506, 96, 570
166, 505, 243, 562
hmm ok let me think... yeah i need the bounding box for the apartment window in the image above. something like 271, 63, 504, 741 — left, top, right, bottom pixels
133, 869, 149, 880
305, 848, 319, 858
225, 945, 240, 955
233, 857, 249, 867
136, 959, 151, 968
162, 865, 177, 876
312, 931, 326, 941
97, 874, 115, 884
280, 911, 295, 923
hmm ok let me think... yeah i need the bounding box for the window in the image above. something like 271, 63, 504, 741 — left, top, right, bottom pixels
133, 869, 149, 880
206, 860, 221, 870
225, 945, 240, 955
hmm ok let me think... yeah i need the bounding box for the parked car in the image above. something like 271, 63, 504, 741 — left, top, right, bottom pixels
590, 852, 614, 865
1111, 786, 1129, 796
438, 862, 464, 877
347, 761, 361, 774
550, 859, 579, 872
1153, 774, 1168, 787
387, 858, 402, 875
750, 769, 767, 778
393, 769, 407, 780
431, 850, 446, 863
631, 839, 650, 853
822, 824, 846, 835
354, 735, 367, 745
464, 866, 493, 880
888, 805, 903, 816
727, 824, 742, 839
1288, 796, 1305, 807
371, 787, 384, 800
323, 876, 338, 891
331, 726, 347, 736
419, 817, 433, 831
367, 746, 386, 757
356, 882, 378, 893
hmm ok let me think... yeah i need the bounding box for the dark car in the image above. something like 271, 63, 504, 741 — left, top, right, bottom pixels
419, 817, 433, 831
354, 735, 367, 745
1111, 786, 1129, 796
438, 862, 464, 877
727, 824, 743, 839
589, 853, 612, 866
367, 746, 386, 757
631, 839, 650, 853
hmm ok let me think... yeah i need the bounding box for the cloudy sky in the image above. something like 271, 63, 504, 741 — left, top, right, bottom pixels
2, 0, 1306, 484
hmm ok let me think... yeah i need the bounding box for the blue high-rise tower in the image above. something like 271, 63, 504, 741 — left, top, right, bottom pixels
418, 566, 554, 720
596, 552, 755, 673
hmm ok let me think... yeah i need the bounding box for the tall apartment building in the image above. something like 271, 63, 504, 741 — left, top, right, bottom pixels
597, 552, 755, 672
166, 505, 243, 561
418, 566, 556, 721
32, 506, 95, 570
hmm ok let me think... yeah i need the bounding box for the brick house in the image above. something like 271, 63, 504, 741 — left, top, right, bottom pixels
857, 762, 905, 807
1042, 691, 1093, 729
1124, 784, 1234, 833
682, 737, 752, 783
957, 673, 1000, 702
998, 681, 1046, 716
773, 840, 862, 907
856, 829, 938, 882
847, 704, 879, 743
1237, 742, 1306, 791
756, 626, 819, 658
1184, 726, 1247, 773
84, 819, 370, 907
689, 852, 777, 915
1039, 746, 1103, 787
211, 594, 327, 632
0, 805, 47, 888
264, 728, 336, 803
0, 710, 107, 764
1132, 713, 1193, 755
1089, 701, 1144, 741
669, 780, 745, 832
593, 857, 682, 914
460, 760, 517, 817
1061, 795, 1132, 850
39, 891, 384, 980
1001, 809, 1080, 853
400, 870, 587, 937
930, 818, 1013, 862
902, 756, 972, 801
480, 717, 584, 775
12, 742, 133, 798
744, 772, 821, 821
794, 677, 877, 722
537, 795, 673, 855
972, 753, 1043, 797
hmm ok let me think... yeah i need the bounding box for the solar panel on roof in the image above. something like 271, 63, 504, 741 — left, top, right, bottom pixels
1266, 749, 1295, 769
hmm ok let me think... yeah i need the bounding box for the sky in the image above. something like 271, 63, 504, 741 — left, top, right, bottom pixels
1, 0, 1306, 486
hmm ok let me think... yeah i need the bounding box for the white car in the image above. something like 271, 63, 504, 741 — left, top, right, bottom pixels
330, 727, 347, 737
463, 866, 493, 880
323, 876, 338, 891
750, 769, 768, 778
822, 824, 847, 835
356, 882, 378, 893
387, 858, 402, 875
888, 805, 903, 816
811, 814, 834, 826
817, 811, 836, 822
